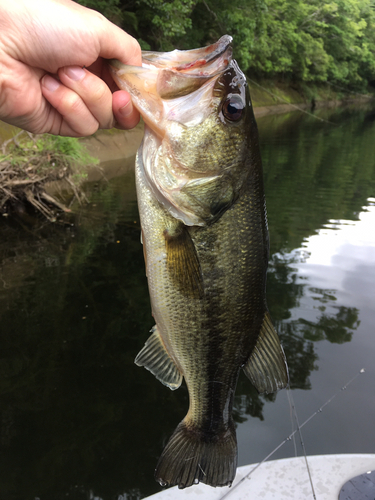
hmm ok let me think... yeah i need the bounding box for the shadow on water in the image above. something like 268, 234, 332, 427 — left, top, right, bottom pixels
0, 104, 375, 499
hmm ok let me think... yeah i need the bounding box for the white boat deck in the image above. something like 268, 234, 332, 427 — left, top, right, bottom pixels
143, 453, 375, 500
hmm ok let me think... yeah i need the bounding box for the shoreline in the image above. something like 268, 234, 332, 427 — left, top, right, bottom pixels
254, 94, 374, 118
1, 94, 374, 204
80, 94, 375, 180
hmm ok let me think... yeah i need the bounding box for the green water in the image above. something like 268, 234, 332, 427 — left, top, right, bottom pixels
0, 104, 375, 500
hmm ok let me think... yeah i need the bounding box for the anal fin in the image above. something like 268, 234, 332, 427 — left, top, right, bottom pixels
243, 312, 289, 394
135, 326, 183, 390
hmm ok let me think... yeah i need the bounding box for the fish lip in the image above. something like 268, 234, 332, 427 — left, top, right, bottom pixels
108, 35, 233, 79
141, 35, 233, 72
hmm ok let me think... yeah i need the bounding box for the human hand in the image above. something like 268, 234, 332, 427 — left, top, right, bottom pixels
0, 0, 141, 136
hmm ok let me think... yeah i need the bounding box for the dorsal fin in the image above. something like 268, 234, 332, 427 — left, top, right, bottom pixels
243, 312, 289, 393
135, 326, 183, 390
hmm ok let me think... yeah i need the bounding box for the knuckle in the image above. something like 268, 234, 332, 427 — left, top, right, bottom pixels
58, 94, 99, 136
90, 82, 108, 105
60, 92, 83, 114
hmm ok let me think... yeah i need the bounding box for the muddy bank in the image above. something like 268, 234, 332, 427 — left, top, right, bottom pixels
80, 125, 144, 175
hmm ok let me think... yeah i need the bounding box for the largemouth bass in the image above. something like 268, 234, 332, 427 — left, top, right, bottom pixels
109, 35, 288, 489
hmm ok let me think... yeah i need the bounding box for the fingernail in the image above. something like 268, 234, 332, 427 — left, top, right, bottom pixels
65, 66, 86, 81
42, 75, 60, 92
119, 100, 132, 117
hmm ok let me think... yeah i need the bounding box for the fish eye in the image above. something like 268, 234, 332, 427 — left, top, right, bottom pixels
222, 95, 244, 122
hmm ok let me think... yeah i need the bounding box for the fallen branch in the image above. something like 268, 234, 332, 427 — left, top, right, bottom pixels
1, 132, 96, 220
25, 190, 55, 221
3, 177, 46, 187
0, 186, 17, 209
66, 177, 88, 204
40, 192, 71, 213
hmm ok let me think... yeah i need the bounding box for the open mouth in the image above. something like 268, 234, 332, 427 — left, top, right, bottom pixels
108, 36, 234, 135
108, 35, 233, 100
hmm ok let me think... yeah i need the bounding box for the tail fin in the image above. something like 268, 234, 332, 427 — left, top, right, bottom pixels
155, 419, 237, 489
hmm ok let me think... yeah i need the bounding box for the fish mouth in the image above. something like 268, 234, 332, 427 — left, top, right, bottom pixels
141, 34, 233, 74
108, 36, 233, 135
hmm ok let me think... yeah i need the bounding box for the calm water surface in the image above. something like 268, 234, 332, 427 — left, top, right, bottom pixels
0, 105, 375, 500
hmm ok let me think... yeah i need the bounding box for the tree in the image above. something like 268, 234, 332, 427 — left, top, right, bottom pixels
76, 0, 375, 88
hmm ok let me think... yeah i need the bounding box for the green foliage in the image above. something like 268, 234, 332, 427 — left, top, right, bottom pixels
76, 0, 375, 89
192, 0, 375, 88
133, 0, 196, 51
1, 133, 97, 173
39, 135, 95, 166
78, 0, 123, 24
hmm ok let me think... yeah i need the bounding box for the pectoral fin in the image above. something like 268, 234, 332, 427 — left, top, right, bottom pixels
243, 312, 289, 394
164, 222, 204, 299
135, 326, 183, 390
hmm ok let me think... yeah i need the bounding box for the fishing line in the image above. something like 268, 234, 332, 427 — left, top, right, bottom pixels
287, 388, 316, 500
326, 80, 375, 98
288, 388, 298, 458
219, 367, 365, 500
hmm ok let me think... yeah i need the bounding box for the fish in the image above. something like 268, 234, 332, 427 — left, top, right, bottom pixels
108, 35, 289, 489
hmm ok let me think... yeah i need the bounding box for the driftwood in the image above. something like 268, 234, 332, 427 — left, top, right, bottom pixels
0, 132, 85, 220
